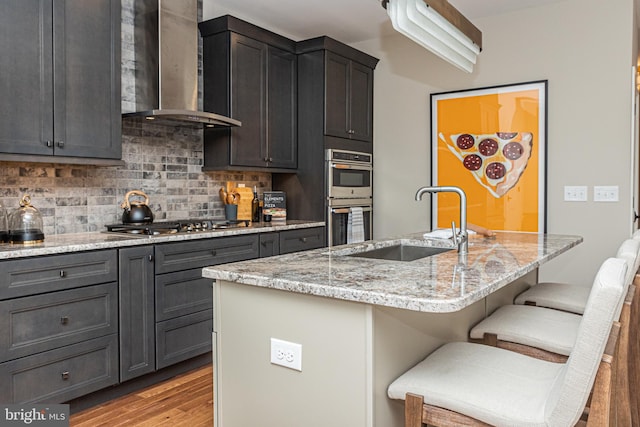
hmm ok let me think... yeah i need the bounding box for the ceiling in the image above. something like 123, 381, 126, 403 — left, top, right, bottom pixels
202, 0, 568, 44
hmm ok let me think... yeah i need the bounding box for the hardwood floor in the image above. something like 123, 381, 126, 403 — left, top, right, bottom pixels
70, 365, 213, 426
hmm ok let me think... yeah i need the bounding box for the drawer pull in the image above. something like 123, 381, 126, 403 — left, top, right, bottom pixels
148, 254, 154, 262
60, 316, 70, 325
61, 371, 70, 380
59, 270, 66, 278
211, 250, 217, 256
300, 237, 307, 243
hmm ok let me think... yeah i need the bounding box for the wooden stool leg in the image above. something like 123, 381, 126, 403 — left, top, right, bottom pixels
614, 289, 633, 426
405, 393, 424, 427
630, 278, 640, 426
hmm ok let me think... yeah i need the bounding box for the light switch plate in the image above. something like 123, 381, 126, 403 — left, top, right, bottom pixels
594, 186, 619, 202
564, 186, 588, 202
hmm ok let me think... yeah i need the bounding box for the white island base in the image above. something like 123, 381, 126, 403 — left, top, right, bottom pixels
212, 272, 534, 427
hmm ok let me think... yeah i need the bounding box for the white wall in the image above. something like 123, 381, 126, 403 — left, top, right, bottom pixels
354, 0, 638, 285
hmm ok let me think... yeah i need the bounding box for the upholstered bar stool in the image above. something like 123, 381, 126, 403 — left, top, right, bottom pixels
514, 238, 640, 313
468, 239, 640, 426
387, 257, 626, 427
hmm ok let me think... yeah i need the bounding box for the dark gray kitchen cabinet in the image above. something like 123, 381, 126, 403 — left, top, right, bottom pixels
324, 52, 375, 143
154, 235, 258, 367
296, 36, 378, 153
0, 335, 118, 405
259, 232, 280, 257
200, 15, 297, 171
0, 249, 119, 404
0, 0, 121, 163
119, 246, 155, 382
279, 227, 326, 254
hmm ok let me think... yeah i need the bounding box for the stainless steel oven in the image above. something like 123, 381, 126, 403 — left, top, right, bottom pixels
326, 149, 372, 200
327, 199, 372, 247
325, 149, 373, 246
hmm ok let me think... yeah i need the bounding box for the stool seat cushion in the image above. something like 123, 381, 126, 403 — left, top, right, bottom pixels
469, 305, 582, 356
514, 282, 590, 314
388, 341, 565, 426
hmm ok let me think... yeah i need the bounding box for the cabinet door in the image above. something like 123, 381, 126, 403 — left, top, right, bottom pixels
324, 52, 351, 140
0, 0, 54, 156
119, 246, 155, 382
53, 0, 121, 159
259, 232, 280, 257
348, 62, 374, 142
266, 46, 297, 168
230, 33, 267, 167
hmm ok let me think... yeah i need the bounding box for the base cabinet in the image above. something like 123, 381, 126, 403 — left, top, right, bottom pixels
0, 249, 119, 404
0, 229, 323, 404
118, 246, 155, 382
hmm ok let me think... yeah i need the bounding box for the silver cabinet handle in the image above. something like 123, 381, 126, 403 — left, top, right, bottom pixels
61, 371, 70, 380
57, 140, 64, 148
60, 316, 70, 325
45, 140, 53, 147
59, 270, 66, 278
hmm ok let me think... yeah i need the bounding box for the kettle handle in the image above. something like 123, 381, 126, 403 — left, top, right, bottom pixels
121, 190, 150, 210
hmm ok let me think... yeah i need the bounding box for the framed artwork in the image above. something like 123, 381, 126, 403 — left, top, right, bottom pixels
430, 80, 547, 233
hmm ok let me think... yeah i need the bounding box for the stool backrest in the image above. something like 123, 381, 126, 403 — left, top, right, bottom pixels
614, 238, 640, 319
544, 257, 627, 426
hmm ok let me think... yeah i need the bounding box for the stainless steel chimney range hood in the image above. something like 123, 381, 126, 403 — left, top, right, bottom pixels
122, 0, 240, 128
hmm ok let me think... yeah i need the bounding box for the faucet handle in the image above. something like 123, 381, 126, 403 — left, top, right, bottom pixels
450, 221, 459, 245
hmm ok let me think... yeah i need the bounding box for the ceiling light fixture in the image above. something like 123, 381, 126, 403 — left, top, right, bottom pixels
382, 0, 482, 73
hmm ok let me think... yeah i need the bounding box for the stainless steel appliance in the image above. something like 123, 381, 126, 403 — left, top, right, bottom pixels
326, 149, 372, 200
104, 219, 250, 237
326, 149, 373, 246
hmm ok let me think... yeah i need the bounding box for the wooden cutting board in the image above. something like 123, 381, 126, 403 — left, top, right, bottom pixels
232, 187, 254, 221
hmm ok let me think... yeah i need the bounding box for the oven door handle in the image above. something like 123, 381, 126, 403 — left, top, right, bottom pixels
331, 206, 372, 214
331, 163, 372, 170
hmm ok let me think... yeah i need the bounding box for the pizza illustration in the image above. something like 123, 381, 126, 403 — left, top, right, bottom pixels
440, 132, 533, 198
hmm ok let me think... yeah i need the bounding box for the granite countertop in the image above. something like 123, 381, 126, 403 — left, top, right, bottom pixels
202, 231, 583, 313
0, 220, 324, 260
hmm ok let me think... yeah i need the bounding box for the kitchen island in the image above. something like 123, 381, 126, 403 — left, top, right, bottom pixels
202, 231, 582, 427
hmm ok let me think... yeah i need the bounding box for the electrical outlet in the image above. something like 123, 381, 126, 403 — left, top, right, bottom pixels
270, 338, 302, 371
564, 186, 587, 202
593, 186, 619, 202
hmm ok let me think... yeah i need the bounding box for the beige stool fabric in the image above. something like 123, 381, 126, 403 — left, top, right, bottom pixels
387, 257, 627, 426
514, 238, 640, 314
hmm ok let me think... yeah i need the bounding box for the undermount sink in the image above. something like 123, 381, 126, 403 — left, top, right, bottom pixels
348, 244, 453, 262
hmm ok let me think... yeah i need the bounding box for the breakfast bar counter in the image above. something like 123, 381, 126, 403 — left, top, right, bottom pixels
202, 231, 582, 427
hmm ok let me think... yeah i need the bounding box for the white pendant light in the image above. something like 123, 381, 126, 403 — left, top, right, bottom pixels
385, 0, 482, 73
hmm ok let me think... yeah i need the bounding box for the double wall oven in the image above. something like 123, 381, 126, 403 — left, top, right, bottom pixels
326, 149, 372, 246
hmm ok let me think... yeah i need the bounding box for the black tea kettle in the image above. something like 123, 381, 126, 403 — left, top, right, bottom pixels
121, 190, 154, 224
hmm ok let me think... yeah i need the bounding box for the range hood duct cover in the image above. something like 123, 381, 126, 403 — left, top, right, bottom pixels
122, 0, 240, 127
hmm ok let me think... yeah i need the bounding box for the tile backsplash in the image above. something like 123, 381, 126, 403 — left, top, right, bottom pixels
0, 0, 271, 236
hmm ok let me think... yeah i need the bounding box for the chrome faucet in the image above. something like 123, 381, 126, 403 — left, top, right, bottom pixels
415, 186, 468, 260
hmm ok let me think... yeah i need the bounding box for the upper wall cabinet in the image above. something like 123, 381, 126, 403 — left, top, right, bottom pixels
297, 37, 379, 153
199, 16, 297, 171
0, 0, 122, 164
324, 52, 375, 142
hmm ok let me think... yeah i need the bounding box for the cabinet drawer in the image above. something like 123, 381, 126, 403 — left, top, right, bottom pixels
156, 310, 212, 370
156, 269, 214, 321
0, 334, 118, 404
279, 227, 326, 254
0, 250, 117, 300
154, 235, 259, 274
0, 283, 117, 363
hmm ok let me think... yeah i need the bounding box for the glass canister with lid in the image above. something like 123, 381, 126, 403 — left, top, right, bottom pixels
8, 194, 45, 244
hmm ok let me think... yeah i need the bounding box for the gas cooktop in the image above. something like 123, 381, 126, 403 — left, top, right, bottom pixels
104, 219, 250, 236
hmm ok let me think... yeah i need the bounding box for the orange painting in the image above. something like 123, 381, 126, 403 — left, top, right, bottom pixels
431, 81, 547, 232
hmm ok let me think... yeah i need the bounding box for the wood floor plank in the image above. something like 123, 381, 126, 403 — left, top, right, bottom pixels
70, 365, 213, 426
